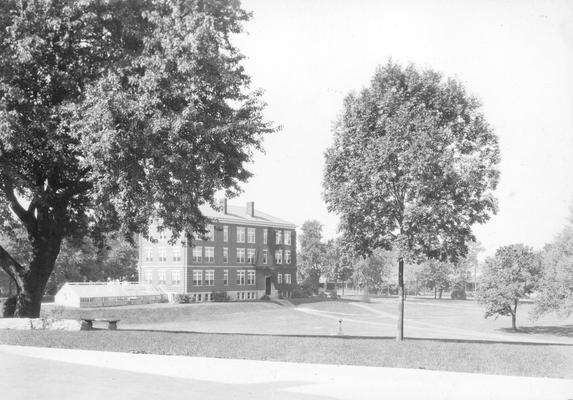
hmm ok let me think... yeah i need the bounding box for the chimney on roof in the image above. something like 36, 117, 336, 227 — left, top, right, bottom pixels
219, 198, 227, 214
246, 201, 254, 217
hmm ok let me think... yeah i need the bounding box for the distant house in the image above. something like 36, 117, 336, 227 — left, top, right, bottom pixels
139, 200, 297, 301
54, 282, 164, 308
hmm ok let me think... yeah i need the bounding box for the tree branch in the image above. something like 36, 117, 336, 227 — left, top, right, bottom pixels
0, 243, 25, 289
3, 183, 36, 234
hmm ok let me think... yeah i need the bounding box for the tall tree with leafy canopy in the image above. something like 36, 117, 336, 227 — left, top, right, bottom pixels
298, 220, 326, 293
323, 61, 499, 341
477, 244, 541, 331
0, 0, 274, 317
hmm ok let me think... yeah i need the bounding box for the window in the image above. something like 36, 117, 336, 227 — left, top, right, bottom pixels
223, 226, 228, 242
275, 230, 282, 244
197, 293, 202, 302
263, 249, 268, 264
171, 271, 181, 285
237, 270, 245, 285
247, 228, 256, 243
275, 250, 282, 264
277, 273, 283, 284
247, 270, 256, 285
285, 250, 291, 265
263, 229, 268, 244
285, 274, 292, 284
158, 271, 166, 284
192, 247, 202, 263
144, 271, 153, 284
145, 248, 152, 262
247, 248, 256, 264
237, 227, 245, 243
284, 231, 291, 246
223, 247, 228, 263
159, 248, 167, 262
236, 248, 245, 264
173, 247, 181, 262
205, 224, 215, 241
205, 270, 214, 286
193, 270, 202, 286
223, 269, 228, 286
159, 230, 168, 240
205, 247, 214, 263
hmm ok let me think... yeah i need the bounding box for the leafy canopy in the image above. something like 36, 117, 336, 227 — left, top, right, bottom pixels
533, 204, 573, 318
0, 0, 273, 245
323, 61, 499, 262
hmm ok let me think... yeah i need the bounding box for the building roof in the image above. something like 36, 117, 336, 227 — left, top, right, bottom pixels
59, 282, 163, 298
200, 203, 296, 229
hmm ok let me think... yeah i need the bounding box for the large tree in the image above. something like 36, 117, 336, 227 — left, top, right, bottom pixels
323, 61, 499, 341
0, 0, 273, 317
477, 244, 541, 331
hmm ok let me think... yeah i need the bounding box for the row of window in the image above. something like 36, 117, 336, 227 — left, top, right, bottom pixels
143, 269, 293, 287
145, 247, 293, 265
277, 273, 292, 284
144, 271, 181, 285
190, 291, 258, 302
192, 269, 256, 286
155, 226, 292, 245
191, 247, 292, 265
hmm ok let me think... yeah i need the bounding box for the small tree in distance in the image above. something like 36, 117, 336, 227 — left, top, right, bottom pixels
477, 244, 541, 331
298, 220, 326, 293
323, 61, 500, 341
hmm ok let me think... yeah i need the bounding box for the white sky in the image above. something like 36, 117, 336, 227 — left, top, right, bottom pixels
229, 0, 573, 259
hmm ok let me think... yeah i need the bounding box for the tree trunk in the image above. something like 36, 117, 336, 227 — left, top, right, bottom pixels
397, 257, 405, 342
438, 288, 443, 299
14, 242, 61, 317
434, 287, 437, 299
511, 300, 518, 331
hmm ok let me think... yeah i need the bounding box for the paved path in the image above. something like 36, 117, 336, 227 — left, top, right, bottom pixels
1, 345, 572, 400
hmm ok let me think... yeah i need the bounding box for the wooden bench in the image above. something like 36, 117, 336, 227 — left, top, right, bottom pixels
81, 318, 119, 330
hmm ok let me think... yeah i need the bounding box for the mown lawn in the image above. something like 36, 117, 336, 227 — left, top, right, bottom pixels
1, 329, 572, 379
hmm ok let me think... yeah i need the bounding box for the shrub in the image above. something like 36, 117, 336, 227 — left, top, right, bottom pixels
451, 286, 467, 300
174, 294, 190, 304
260, 295, 270, 301
292, 287, 312, 298
212, 291, 230, 302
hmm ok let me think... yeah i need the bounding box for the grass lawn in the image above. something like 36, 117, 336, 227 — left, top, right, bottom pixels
1, 329, 572, 379
3, 297, 570, 379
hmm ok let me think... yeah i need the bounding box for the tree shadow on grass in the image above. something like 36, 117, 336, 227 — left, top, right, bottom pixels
498, 325, 573, 338
117, 328, 573, 346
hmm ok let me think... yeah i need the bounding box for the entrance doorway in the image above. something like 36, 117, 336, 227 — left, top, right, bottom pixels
265, 276, 271, 295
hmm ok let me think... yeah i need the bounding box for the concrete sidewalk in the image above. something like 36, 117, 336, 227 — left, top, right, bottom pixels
1, 344, 572, 400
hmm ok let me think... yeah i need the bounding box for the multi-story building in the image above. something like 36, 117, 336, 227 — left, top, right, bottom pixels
138, 200, 297, 301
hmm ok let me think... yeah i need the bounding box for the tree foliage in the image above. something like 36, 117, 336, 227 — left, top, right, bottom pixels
533, 206, 573, 318
323, 61, 499, 261
0, 0, 273, 316
418, 259, 452, 299
298, 220, 326, 292
352, 250, 393, 294
477, 244, 541, 330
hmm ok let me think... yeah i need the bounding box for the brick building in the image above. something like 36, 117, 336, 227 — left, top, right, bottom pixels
138, 200, 297, 301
